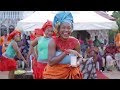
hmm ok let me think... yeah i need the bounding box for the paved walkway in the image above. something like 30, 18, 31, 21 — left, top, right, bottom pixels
103, 70, 120, 79
0, 70, 120, 79
0, 71, 8, 79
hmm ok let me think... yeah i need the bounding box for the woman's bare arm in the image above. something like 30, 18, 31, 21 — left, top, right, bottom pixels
12, 41, 27, 64
48, 39, 67, 66
27, 38, 39, 60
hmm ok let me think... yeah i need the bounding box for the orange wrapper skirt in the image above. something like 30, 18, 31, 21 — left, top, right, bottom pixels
43, 64, 83, 79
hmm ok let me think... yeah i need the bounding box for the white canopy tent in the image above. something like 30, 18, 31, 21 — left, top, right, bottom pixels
16, 11, 118, 31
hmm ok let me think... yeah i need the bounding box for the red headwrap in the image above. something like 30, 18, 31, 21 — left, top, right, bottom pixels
34, 20, 56, 37
41, 20, 53, 32
87, 47, 99, 54
52, 32, 56, 36
30, 33, 36, 40
88, 40, 93, 45
7, 30, 21, 41
35, 28, 44, 36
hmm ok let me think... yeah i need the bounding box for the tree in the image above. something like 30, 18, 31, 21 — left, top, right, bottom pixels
112, 11, 120, 30
107, 11, 119, 43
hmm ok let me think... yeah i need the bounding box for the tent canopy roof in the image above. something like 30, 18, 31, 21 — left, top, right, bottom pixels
16, 11, 118, 31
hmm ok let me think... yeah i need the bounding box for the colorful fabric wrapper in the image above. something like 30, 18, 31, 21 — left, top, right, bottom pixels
32, 57, 47, 79
43, 64, 83, 79
0, 56, 17, 71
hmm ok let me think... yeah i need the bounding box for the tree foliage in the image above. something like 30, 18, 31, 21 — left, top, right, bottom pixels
112, 11, 120, 30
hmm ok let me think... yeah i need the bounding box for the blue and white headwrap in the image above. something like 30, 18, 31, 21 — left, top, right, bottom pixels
53, 11, 73, 33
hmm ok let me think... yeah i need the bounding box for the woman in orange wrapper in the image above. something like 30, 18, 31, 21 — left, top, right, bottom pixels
115, 32, 120, 47
43, 11, 83, 79
0, 30, 28, 79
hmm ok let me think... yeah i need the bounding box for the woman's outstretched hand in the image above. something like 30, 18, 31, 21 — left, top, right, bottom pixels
67, 49, 82, 58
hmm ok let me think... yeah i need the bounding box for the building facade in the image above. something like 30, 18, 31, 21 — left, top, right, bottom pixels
0, 11, 34, 35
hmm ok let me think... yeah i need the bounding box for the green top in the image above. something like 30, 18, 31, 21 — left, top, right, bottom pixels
93, 39, 101, 47
5, 40, 16, 58
37, 36, 51, 61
